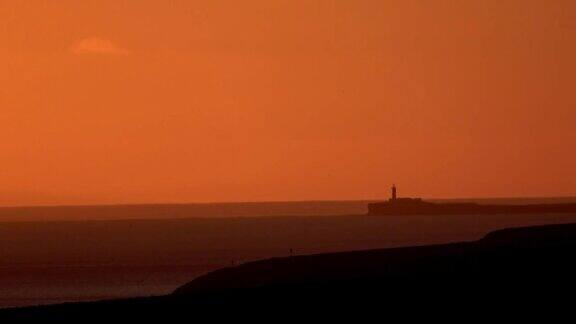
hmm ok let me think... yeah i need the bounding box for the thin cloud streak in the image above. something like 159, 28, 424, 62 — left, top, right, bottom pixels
70, 37, 130, 55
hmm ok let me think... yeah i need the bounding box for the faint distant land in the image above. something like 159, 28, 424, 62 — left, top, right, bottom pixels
368, 185, 576, 215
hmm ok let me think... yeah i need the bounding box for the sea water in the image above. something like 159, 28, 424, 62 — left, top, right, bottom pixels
1, 198, 576, 308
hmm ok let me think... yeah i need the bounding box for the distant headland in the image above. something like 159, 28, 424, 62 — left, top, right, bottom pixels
368, 185, 576, 215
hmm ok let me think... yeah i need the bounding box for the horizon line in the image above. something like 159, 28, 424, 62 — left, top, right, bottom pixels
1, 194, 576, 209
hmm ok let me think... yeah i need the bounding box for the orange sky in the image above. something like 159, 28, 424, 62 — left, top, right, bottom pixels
1, 0, 575, 206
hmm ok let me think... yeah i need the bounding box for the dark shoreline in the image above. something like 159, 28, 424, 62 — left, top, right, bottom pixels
3, 222, 576, 320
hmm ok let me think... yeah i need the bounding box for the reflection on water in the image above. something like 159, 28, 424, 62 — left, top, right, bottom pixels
0, 265, 217, 308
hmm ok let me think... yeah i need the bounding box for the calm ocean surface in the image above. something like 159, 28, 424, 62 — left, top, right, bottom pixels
2, 197, 576, 308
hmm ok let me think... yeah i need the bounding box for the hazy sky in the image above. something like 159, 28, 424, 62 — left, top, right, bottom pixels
1, 0, 575, 206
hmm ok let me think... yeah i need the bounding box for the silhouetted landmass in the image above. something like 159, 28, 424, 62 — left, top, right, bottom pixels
5, 212, 576, 308
174, 222, 576, 294
3, 222, 576, 320
369, 186, 576, 215
369, 198, 576, 215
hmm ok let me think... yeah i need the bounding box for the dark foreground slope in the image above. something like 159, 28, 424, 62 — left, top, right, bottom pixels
4, 223, 576, 321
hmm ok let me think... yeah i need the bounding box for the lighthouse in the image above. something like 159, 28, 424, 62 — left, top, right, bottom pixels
391, 184, 397, 200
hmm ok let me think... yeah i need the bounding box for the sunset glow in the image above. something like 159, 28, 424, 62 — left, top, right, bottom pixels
1, 0, 575, 206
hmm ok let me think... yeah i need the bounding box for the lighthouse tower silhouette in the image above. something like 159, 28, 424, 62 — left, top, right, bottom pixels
391, 184, 397, 200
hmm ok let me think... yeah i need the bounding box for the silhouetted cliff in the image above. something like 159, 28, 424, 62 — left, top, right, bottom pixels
174, 222, 576, 295
4, 223, 576, 321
